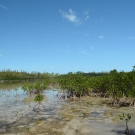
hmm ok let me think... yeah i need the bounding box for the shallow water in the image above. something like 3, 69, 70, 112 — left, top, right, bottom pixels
0, 83, 135, 135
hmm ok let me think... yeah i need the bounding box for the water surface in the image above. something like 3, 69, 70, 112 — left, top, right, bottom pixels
0, 83, 135, 135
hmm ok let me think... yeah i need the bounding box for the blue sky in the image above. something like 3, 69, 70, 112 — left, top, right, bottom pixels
0, 0, 135, 74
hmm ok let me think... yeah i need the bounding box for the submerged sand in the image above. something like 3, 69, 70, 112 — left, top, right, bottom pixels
0, 93, 135, 135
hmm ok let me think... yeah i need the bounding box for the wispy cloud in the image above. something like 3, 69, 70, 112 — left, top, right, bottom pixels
85, 33, 89, 36
79, 51, 90, 55
90, 46, 94, 50
104, 51, 121, 55
99, 36, 104, 39
65, 44, 70, 47
0, 4, 7, 10
127, 36, 134, 40
84, 11, 88, 15
84, 9, 90, 20
27, 19, 37, 25
59, 8, 81, 25
100, 17, 104, 21
85, 16, 89, 20
74, 31, 89, 36
51, 66, 54, 69
0, 54, 2, 57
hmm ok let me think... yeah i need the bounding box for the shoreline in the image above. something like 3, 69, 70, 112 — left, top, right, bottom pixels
0, 93, 135, 135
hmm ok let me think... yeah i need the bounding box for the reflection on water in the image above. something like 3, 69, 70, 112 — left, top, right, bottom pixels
0, 82, 62, 134
0, 83, 135, 135
0, 88, 26, 106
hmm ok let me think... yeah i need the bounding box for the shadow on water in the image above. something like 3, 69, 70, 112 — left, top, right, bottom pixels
111, 127, 135, 135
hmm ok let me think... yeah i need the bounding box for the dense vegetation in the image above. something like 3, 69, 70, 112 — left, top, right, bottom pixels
57, 66, 135, 107
2, 67, 135, 107
0, 69, 58, 80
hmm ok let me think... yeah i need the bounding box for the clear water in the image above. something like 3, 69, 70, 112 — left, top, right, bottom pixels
0, 83, 135, 135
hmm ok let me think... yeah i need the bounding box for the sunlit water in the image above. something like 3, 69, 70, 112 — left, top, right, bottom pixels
0, 84, 135, 135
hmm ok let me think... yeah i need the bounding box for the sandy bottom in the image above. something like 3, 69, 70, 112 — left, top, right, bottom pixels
0, 96, 135, 135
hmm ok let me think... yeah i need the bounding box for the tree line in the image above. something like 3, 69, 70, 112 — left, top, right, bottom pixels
0, 69, 59, 80
4, 67, 135, 107
57, 66, 135, 107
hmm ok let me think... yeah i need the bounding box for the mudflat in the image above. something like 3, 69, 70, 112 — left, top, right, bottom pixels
1, 95, 135, 135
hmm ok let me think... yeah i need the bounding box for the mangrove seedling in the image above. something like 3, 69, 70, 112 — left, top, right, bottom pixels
25, 127, 30, 135
119, 113, 131, 135
15, 111, 19, 123
22, 83, 35, 95
33, 94, 46, 112
0, 119, 6, 133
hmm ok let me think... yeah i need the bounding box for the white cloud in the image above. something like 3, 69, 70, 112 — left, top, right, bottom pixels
59, 8, 81, 25
79, 51, 90, 55
0, 4, 7, 10
0, 54, 2, 57
99, 36, 104, 39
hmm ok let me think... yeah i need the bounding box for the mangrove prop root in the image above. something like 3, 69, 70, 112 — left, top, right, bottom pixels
33, 103, 47, 112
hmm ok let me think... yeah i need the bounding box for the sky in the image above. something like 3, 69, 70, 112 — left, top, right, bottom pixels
0, 0, 135, 74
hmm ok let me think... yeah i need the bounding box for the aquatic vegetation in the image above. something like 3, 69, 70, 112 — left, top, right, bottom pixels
25, 127, 30, 135
22, 83, 35, 94
15, 111, 19, 116
22, 80, 51, 113
58, 68, 135, 107
119, 113, 131, 135
33, 94, 46, 111
0, 69, 135, 135
22, 79, 51, 95
0, 119, 6, 133
58, 72, 90, 101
